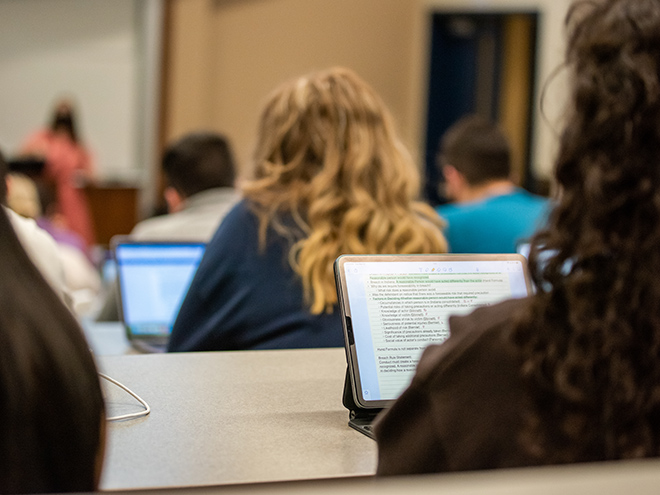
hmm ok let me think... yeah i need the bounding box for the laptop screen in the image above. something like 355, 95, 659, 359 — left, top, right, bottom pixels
335, 254, 532, 409
114, 240, 206, 338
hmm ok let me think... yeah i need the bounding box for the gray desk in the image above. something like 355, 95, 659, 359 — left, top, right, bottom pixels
108, 458, 660, 495
98, 348, 377, 491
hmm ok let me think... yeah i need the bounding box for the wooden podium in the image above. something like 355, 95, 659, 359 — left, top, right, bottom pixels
84, 184, 139, 247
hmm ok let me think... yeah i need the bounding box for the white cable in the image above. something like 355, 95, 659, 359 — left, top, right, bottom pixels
99, 372, 151, 421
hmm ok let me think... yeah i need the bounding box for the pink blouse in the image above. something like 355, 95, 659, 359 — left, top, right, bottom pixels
22, 129, 96, 247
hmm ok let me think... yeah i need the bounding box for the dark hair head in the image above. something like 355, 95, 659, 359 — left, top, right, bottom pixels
514, 0, 660, 463
438, 114, 511, 185
162, 132, 236, 198
0, 206, 104, 492
49, 100, 78, 143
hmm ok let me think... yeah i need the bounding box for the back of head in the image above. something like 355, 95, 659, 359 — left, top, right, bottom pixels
162, 132, 236, 198
249, 66, 418, 202
537, 0, 660, 288
439, 114, 511, 185
515, 0, 660, 464
244, 67, 447, 313
6, 173, 41, 219
0, 205, 104, 492
50, 99, 78, 143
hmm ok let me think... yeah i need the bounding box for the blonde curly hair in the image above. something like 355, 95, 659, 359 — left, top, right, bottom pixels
242, 67, 447, 314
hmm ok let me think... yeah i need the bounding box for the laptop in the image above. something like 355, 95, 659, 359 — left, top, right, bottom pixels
334, 253, 533, 438
112, 237, 206, 353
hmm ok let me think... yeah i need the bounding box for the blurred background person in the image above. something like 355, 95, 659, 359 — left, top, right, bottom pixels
0, 150, 70, 304
130, 131, 239, 241
5, 172, 41, 220
168, 67, 448, 352
436, 114, 550, 253
5, 170, 101, 316
95, 131, 240, 322
376, 0, 660, 474
20, 98, 97, 248
0, 197, 105, 493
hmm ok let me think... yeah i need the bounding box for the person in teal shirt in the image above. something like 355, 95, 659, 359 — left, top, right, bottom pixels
435, 115, 550, 253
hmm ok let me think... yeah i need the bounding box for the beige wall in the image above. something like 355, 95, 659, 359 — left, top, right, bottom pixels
165, 0, 417, 177
164, 0, 572, 182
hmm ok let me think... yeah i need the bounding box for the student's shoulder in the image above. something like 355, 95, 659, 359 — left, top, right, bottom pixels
129, 215, 174, 240
435, 202, 459, 215
510, 188, 550, 207
435, 202, 473, 221
413, 297, 529, 383
214, 199, 254, 225
5, 207, 68, 300
202, 200, 260, 258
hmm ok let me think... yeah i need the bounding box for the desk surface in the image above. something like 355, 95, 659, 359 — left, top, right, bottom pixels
106, 458, 660, 495
98, 348, 377, 491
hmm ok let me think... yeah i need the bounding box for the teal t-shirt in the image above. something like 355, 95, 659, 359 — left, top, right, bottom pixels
436, 189, 550, 254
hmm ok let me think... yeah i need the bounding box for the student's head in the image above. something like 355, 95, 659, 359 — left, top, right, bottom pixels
6, 173, 41, 219
162, 132, 236, 211
0, 205, 105, 492
535, 0, 660, 274
244, 67, 447, 313
438, 114, 511, 195
515, 0, 660, 463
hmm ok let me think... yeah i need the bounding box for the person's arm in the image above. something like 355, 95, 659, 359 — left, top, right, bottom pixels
20, 130, 49, 158
72, 145, 97, 186
5, 206, 73, 309
79, 146, 95, 176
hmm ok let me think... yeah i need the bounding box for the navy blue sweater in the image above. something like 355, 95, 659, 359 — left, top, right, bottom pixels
168, 200, 343, 351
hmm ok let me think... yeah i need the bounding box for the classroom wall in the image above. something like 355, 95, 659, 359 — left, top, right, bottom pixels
165, 0, 418, 177
0, 0, 571, 212
0, 0, 164, 216
164, 0, 572, 182
0, 0, 139, 181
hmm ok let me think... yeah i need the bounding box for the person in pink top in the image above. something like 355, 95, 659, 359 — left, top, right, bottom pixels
21, 99, 96, 247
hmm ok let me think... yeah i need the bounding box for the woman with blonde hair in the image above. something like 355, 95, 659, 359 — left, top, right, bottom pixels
169, 67, 447, 351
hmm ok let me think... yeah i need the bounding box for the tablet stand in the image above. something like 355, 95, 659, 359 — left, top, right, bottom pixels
342, 367, 381, 439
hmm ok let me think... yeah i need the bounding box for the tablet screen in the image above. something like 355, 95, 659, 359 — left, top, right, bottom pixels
335, 254, 531, 408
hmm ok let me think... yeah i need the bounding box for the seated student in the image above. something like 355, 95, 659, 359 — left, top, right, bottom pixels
95, 132, 239, 322
168, 67, 448, 351
5, 172, 101, 316
0, 151, 69, 304
0, 204, 105, 492
375, 0, 660, 473
436, 115, 549, 253
130, 131, 240, 241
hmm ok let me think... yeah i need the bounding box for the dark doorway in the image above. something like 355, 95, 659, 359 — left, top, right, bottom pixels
424, 12, 539, 206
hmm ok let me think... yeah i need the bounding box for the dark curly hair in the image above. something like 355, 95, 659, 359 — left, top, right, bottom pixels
513, 0, 660, 463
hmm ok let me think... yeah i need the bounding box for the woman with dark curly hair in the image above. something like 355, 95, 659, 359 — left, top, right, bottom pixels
375, 0, 660, 473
